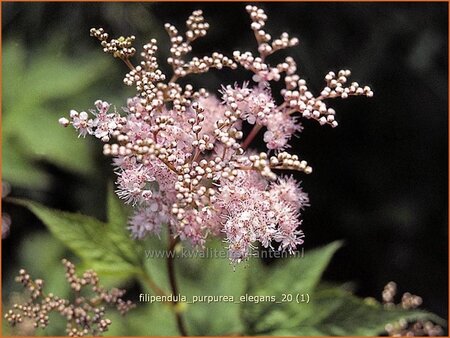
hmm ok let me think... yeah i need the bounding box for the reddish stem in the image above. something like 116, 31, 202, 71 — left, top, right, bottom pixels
167, 232, 188, 336
242, 124, 263, 150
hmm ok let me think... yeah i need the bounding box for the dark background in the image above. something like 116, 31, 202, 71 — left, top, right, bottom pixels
2, 1, 448, 322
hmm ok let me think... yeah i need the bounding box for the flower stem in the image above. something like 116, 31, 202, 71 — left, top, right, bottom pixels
167, 232, 188, 336
121, 57, 135, 71
242, 124, 263, 150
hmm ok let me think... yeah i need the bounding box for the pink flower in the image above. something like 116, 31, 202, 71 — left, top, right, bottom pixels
116, 166, 155, 205
264, 112, 301, 150
270, 175, 309, 211
61, 5, 373, 263
218, 171, 305, 263
128, 198, 169, 239
72, 111, 93, 137
177, 209, 206, 248
241, 85, 276, 125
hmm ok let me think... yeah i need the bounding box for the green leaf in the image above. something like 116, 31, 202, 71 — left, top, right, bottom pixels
3, 108, 95, 179
284, 285, 445, 336
242, 241, 342, 334
106, 301, 179, 336
241, 241, 446, 336
2, 135, 50, 189
2, 40, 26, 108
2, 38, 114, 189
175, 239, 248, 335
12, 198, 141, 278
18, 231, 69, 297
140, 236, 250, 335
106, 184, 143, 267
141, 231, 171, 294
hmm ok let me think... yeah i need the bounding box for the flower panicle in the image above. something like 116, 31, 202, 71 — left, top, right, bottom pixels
5, 259, 135, 337
60, 5, 373, 264
382, 281, 443, 336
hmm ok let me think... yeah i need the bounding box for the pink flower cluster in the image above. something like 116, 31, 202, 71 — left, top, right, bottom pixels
60, 6, 372, 263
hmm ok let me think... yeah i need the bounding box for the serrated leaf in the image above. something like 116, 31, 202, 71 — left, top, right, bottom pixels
140, 236, 250, 335
252, 241, 342, 294
175, 239, 248, 335
241, 241, 445, 336
106, 184, 142, 266
294, 286, 445, 336
12, 198, 141, 278
242, 241, 342, 334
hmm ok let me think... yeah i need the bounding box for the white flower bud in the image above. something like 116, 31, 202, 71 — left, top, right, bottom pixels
58, 117, 70, 127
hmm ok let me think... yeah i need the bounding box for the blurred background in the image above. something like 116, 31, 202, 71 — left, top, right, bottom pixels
2, 2, 448, 334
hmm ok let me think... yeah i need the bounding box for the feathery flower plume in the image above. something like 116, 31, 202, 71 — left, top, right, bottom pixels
60, 6, 372, 263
